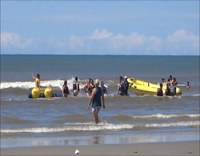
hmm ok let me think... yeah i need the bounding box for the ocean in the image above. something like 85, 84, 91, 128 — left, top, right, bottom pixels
1, 55, 199, 148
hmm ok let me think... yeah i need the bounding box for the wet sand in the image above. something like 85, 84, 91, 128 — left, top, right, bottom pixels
1, 141, 199, 156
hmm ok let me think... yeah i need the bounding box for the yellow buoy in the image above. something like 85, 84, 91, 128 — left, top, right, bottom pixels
31, 87, 40, 98
44, 87, 53, 98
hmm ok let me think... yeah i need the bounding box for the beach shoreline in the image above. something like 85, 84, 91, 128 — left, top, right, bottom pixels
1, 141, 199, 156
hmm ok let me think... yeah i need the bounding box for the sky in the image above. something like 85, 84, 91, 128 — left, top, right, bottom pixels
1, 0, 199, 55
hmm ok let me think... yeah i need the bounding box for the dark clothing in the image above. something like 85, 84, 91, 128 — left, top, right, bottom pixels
118, 82, 125, 96
157, 88, 163, 96
63, 85, 70, 95
73, 82, 76, 90
92, 87, 102, 108
124, 79, 129, 95
165, 87, 171, 96
73, 81, 80, 91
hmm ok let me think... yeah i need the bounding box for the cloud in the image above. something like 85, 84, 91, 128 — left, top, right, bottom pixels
90, 29, 113, 40
166, 29, 199, 54
1, 32, 34, 49
88, 30, 162, 54
167, 29, 199, 46
1, 29, 199, 55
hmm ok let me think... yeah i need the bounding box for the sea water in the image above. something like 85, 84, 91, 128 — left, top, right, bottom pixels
1, 55, 199, 148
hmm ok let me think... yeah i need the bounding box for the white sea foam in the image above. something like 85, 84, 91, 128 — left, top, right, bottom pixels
0, 80, 63, 90
132, 113, 200, 119
0, 81, 35, 90
0, 123, 132, 133
1, 121, 199, 134
145, 121, 200, 128
0, 78, 85, 90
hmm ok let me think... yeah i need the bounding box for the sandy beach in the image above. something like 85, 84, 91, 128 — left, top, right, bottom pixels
1, 141, 199, 156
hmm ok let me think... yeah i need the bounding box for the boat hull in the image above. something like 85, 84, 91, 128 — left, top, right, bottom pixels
127, 78, 182, 96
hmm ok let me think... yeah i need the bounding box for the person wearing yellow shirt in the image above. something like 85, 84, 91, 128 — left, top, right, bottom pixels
32, 73, 41, 88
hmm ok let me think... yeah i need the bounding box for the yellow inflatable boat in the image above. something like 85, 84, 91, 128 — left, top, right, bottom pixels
127, 78, 182, 96
29, 87, 54, 98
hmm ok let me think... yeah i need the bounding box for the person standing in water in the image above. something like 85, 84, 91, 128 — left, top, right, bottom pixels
84, 78, 94, 96
123, 76, 129, 96
157, 83, 163, 96
73, 77, 80, 96
118, 76, 125, 96
88, 79, 105, 124
32, 73, 41, 88
30, 73, 45, 98
186, 81, 190, 88
62, 80, 70, 97
100, 81, 108, 95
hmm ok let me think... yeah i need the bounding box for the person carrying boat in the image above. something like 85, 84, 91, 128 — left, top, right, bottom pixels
118, 76, 125, 96
157, 83, 163, 96
165, 83, 171, 96
172, 77, 178, 86
169, 75, 173, 83
170, 82, 176, 96
124, 76, 129, 96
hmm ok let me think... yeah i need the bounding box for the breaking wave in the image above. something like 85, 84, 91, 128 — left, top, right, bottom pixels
131, 113, 200, 119
0, 79, 71, 90
0, 78, 109, 91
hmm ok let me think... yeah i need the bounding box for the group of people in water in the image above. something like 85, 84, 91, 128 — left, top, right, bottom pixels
61, 77, 108, 98
31, 73, 190, 124
62, 77, 105, 124
62, 76, 129, 98
62, 76, 80, 97
32, 73, 190, 98
157, 75, 190, 96
31, 73, 131, 124
31, 73, 106, 124
84, 78, 108, 96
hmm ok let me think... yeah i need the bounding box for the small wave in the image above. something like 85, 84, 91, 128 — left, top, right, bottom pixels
1, 121, 199, 134
131, 113, 200, 119
145, 121, 200, 128
115, 114, 200, 121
